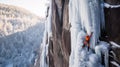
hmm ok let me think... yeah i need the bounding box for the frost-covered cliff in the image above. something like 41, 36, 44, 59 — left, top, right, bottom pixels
41, 0, 120, 67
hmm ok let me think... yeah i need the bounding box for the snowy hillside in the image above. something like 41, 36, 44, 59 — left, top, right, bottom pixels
0, 4, 45, 67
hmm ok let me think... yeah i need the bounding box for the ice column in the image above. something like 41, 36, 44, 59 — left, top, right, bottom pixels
95, 41, 109, 67
40, 0, 52, 67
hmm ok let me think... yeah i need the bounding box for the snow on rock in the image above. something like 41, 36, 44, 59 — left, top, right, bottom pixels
110, 41, 120, 48
111, 61, 120, 67
104, 3, 120, 8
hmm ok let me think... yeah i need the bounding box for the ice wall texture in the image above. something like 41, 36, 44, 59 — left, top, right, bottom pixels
69, 0, 109, 67
69, 0, 105, 50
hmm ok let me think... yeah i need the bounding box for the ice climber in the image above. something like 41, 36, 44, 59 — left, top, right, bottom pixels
82, 32, 93, 51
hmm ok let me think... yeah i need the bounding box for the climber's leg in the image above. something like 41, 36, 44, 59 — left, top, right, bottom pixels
88, 44, 90, 51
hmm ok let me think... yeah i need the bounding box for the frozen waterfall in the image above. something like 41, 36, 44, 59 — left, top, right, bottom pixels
69, 0, 109, 67
40, 0, 52, 67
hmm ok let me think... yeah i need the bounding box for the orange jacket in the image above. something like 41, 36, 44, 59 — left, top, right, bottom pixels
85, 35, 90, 42
84, 32, 93, 45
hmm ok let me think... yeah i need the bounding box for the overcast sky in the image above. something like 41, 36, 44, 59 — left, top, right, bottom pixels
0, 0, 49, 17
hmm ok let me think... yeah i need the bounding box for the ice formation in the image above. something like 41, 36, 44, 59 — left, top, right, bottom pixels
69, 0, 109, 67
40, 0, 51, 67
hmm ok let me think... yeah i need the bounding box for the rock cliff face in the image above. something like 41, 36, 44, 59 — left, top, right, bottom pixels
104, 0, 120, 43
104, 0, 120, 66
48, 0, 70, 67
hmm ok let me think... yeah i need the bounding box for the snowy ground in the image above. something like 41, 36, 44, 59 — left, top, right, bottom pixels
0, 20, 45, 67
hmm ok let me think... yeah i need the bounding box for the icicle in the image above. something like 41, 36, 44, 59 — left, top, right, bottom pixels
69, 0, 72, 24
89, 0, 102, 49
95, 41, 110, 67
79, 0, 92, 35
69, 0, 82, 67
40, 29, 48, 67
88, 54, 99, 67
40, 0, 52, 67
104, 48, 109, 67
95, 45, 102, 63
46, 0, 52, 38
100, 0, 105, 30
